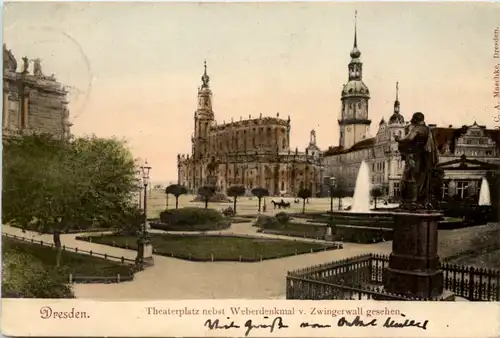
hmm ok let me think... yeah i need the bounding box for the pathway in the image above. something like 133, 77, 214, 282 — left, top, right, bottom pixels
2, 224, 391, 299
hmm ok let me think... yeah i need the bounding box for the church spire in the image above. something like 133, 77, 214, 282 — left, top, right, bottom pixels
394, 81, 400, 113
388, 81, 405, 124
350, 11, 361, 59
201, 60, 210, 89
354, 10, 358, 49
197, 60, 214, 118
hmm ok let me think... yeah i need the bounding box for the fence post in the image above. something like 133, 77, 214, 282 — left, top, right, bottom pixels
468, 267, 475, 300
40, 240, 44, 245
211, 253, 214, 262
104, 253, 108, 259
90, 250, 93, 256
69, 274, 73, 283
75, 247, 78, 253
117, 274, 121, 283
121, 257, 125, 263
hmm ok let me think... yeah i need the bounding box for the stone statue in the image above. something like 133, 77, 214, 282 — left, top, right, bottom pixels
206, 156, 218, 186
33, 58, 43, 77
21, 57, 29, 73
394, 112, 439, 209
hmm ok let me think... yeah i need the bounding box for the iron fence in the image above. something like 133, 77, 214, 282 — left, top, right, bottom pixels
2, 233, 136, 264
287, 253, 500, 301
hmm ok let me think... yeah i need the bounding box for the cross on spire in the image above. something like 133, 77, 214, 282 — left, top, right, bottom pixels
396, 81, 399, 101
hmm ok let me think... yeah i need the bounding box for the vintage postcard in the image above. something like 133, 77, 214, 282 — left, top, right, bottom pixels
2, 1, 500, 337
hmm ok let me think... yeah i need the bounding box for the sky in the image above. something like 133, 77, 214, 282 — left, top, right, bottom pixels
3, 2, 500, 181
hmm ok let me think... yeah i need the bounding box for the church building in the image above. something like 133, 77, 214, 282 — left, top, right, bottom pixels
177, 63, 324, 196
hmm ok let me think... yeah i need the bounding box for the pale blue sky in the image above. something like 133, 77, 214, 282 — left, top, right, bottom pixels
4, 2, 500, 180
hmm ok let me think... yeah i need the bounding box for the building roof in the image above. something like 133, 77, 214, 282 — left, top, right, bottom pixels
324, 137, 375, 156
430, 124, 500, 154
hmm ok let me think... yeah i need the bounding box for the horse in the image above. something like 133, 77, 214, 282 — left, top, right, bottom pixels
271, 200, 291, 209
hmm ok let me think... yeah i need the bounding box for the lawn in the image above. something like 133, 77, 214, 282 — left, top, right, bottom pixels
3, 236, 134, 278
80, 233, 339, 261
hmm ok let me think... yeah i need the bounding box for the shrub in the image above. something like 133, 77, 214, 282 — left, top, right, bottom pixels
222, 206, 235, 217
2, 250, 74, 298
275, 212, 291, 224
254, 215, 278, 228
157, 207, 230, 231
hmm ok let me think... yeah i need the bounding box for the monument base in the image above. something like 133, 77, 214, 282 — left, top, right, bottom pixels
384, 267, 443, 298
136, 238, 155, 267
373, 289, 456, 301
384, 210, 444, 299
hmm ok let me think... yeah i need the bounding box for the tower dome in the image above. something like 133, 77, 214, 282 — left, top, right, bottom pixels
388, 82, 405, 124
341, 80, 370, 97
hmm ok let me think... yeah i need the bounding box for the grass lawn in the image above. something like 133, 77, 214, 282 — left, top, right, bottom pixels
3, 236, 134, 278
82, 233, 337, 261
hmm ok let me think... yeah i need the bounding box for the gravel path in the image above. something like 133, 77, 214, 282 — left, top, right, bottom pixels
4, 220, 498, 299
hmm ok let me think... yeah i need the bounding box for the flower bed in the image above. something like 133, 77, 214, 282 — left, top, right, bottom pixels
76, 233, 341, 262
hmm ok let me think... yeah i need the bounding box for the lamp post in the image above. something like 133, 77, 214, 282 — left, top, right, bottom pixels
136, 161, 154, 267
329, 177, 336, 213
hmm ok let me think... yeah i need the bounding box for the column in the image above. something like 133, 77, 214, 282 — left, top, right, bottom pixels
22, 91, 29, 130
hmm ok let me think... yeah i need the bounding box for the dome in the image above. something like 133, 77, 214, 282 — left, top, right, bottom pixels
342, 80, 370, 97
3, 44, 17, 72
350, 47, 361, 59
379, 117, 386, 125
389, 112, 405, 124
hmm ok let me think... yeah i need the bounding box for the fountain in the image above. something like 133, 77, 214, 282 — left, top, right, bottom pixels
324, 160, 394, 243
478, 177, 491, 206
351, 161, 371, 212
473, 177, 492, 224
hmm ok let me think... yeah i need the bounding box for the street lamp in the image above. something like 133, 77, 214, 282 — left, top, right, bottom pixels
136, 170, 142, 210
329, 177, 336, 213
136, 160, 154, 267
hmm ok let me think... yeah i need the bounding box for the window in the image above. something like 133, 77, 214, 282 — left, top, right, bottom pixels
281, 181, 285, 191
456, 181, 469, 199
393, 182, 400, 197
441, 182, 449, 199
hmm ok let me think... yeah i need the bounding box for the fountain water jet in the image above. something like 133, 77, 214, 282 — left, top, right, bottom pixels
351, 160, 371, 212
478, 177, 491, 206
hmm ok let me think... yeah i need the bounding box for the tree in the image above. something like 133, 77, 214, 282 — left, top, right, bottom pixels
227, 185, 246, 214
165, 184, 188, 209
251, 187, 270, 212
297, 188, 312, 213
2, 134, 139, 266
370, 187, 384, 209
330, 178, 349, 211
198, 186, 216, 209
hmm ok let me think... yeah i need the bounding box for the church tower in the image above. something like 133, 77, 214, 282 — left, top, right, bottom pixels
338, 11, 371, 149
192, 61, 214, 161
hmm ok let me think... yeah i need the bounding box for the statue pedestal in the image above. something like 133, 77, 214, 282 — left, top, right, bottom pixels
384, 211, 449, 299
136, 235, 154, 267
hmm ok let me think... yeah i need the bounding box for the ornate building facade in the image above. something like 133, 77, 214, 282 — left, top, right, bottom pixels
177, 62, 324, 196
3, 44, 71, 139
324, 79, 500, 200
323, 15, 500, 200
